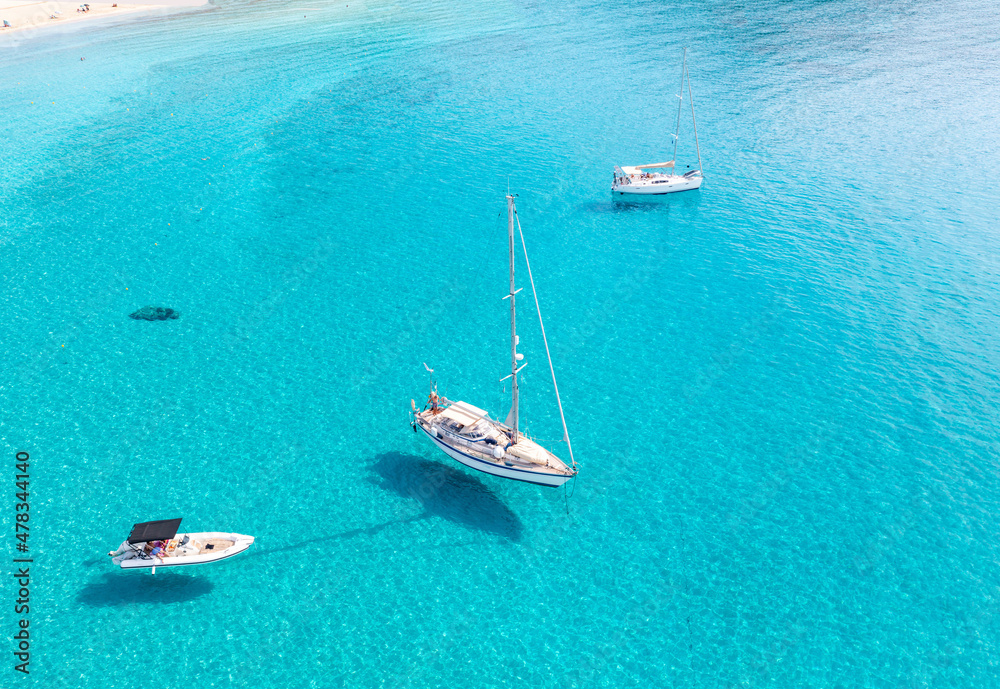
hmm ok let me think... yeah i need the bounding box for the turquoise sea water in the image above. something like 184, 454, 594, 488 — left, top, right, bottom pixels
3, 0, 1000, 686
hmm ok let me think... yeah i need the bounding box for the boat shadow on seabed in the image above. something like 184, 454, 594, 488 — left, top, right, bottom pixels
581, 186, 704, 216
77, 571, 214, 607
242, 454, 525, 558
368, 452, 525, 542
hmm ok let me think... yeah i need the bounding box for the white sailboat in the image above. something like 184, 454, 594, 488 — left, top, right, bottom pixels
410, 194, 578, 488
108, 518, 255, 573
612, 47, 704, 196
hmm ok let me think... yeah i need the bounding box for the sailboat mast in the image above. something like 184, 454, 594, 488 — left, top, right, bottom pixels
672, 47, 687, 165
507, 194, 519, 442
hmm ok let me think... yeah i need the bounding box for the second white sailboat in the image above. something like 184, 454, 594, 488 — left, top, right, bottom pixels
612, 47, 704, 195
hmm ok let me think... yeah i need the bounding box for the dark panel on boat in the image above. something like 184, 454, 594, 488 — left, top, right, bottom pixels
127, 518, 183, 544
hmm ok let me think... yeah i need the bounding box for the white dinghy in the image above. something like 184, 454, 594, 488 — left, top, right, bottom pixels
410, 194, 578, 488
108, 518, 255, 573
612, 47, 704, 196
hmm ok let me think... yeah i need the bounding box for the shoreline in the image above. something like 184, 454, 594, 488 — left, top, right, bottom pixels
0, 0, 206, 37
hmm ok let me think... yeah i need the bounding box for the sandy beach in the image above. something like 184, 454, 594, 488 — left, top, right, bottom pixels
0, 0, 203, 35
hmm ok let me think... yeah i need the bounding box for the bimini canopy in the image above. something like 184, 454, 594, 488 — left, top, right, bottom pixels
127, 518, 182, 544
442, 401, 491, 430
620, 161, 675, 176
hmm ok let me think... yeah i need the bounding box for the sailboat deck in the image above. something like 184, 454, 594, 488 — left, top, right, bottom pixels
416, 406, 573, 477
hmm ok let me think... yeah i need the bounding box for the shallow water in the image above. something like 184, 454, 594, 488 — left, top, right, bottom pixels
2, 0, 1000, 686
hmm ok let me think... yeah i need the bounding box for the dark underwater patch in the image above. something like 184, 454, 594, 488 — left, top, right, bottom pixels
129, 307, 180, 321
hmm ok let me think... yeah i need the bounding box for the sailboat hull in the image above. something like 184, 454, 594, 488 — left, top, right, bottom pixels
417, 423, 573, 488
612, 174, 702, 195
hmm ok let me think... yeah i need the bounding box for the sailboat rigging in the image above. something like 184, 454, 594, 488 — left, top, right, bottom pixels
410, 195, 578, 487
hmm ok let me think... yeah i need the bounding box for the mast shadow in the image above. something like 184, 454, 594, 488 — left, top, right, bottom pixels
328, 513, 430, 540
249, 514, 432, 559
369, 452, 524, 541
77, 571, 214, 607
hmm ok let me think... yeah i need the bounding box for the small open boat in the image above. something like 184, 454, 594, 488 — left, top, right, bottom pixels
108, 518, 254, 572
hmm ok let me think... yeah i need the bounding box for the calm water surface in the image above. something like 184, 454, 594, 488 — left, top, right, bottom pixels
2, 0, 1000, 686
